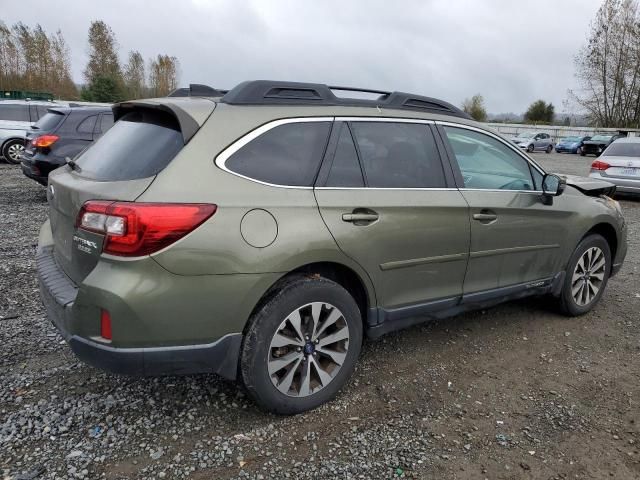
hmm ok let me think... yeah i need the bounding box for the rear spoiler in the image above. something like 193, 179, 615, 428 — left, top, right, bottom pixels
112, 100, 209, 144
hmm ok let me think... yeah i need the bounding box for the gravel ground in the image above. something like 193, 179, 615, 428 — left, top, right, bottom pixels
1, 152, 639, 480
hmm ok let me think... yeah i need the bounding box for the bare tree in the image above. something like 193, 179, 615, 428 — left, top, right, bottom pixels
570, 0, 640, 127
124, 50, 146, 99
148, 54, 179, 97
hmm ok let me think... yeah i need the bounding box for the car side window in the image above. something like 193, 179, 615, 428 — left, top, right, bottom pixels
325, 124, 364, 187
225, 121, 331, 186
77, 115, 98, 134
349, 122, 446, 188
98, 113, 115, 134
443, 126, 536, 191
36, 105, 49, 119
0, 104, 29, 122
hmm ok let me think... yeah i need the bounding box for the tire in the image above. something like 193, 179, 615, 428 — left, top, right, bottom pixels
558, 234, 611, 316
575, 147, 581, 155
580, 149, 586, 157
546, 144, 553, 153
2, 138, 25, 164
526, 144, 534, 153
240, 276, 363, 415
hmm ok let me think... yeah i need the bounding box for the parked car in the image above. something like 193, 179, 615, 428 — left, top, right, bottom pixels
37, 81, 627, 414
0, 99, 62, 163
580, 133, 627, 157
510, 131, 554, 153
555, 135, 591, 154
21, 105, 114, 185
589, 137, 640, 195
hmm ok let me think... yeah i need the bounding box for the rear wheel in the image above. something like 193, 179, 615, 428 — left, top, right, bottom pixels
240, 276, 363, 414
580, 149, 586, 156
527, 144, 535, 153
558, 234, 611, 316
2, 138, 25, 164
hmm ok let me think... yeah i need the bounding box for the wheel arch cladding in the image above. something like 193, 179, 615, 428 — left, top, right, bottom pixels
244, 262, 372, 335
584, 222, 617, 260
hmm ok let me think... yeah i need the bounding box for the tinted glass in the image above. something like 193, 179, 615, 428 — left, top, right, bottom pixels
603, 142, 640, 157
75, 109, 183, 181
77, 115, 97, 134
350, 122, 445, 188
99, 113, 114, 133
0, 104, 30, 122
325, 124, 364, 187
444, 126, 535, 191
591, 135, 613, 141
33, 111, 65, 131
36, 105, 49, 119
226, 122, 331, 186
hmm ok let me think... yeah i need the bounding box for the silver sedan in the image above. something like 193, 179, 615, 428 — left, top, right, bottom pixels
589, 137, 640, 195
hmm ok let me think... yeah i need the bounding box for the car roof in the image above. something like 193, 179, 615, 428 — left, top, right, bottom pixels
0, 99, 63, 106
48, 106, 113, 115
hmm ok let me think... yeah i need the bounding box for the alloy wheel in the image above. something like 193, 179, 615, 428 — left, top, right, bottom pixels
268, 302, 350, 397
7, 143, 24, 162
571, 246, 606, 306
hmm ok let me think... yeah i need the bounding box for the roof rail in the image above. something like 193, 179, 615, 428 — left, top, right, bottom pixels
219, 80, 470, 119
168, 84, 227, 98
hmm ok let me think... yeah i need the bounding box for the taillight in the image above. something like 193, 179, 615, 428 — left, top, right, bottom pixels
76, 201, 217, 256
31, 134, 59, 148
591, 160, 610, 171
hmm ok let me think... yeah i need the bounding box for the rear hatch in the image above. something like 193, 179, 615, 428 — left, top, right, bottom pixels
47, 99, 215, 284
22, 109, 68, 160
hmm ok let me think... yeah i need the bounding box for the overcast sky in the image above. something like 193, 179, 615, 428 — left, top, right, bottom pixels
2, 0, 601, 113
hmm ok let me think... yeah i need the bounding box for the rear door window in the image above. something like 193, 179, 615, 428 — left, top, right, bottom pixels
0, 104, 30, 121
324, 124, 364, 187
350, 122, 446, 188
224, 121, 331, 186
75, 109, 184, 181
77, 115, 98, 134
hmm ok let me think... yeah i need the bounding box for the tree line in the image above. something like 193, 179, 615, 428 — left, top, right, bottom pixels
462, 94, 555, 124
0, 20, 180, 101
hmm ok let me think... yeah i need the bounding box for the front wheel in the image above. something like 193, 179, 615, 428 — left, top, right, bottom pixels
558, 234, 611, 316
2, 138, 25, 164
240, 276, 363, 414
546, 144, 553, 153
580, 149, 586, 156
527, 144, 535, 153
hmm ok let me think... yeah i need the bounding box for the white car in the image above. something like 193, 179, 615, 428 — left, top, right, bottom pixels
589, 137, 640, 195
510, 131, 554, 153
0, 100, 63, 164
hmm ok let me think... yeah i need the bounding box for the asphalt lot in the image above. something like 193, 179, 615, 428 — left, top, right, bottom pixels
1, 151, 639, 479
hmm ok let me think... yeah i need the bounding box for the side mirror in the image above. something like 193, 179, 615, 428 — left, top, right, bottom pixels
541, 174, 566, 205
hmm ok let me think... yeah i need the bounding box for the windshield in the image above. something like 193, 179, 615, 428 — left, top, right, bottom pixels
591, 135, 613, 141
603, 142, 640, 157
74, 109, 183, 181
33, 111, 65, 131
515, 132, 533, 138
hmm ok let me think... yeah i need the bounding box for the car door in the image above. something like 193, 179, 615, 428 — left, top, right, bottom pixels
437, 123, 570, 294
314, 120, 470, 316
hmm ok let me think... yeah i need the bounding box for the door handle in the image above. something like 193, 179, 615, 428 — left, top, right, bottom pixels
342, 212, 379, 223
473, 211, 498, 223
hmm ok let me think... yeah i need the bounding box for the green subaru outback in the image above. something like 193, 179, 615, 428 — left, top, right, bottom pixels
37, 81, 628, 414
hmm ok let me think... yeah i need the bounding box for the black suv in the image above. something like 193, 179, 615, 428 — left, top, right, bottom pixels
21, 106, 114, 185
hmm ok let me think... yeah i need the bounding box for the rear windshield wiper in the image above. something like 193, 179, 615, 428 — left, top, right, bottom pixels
66, 157, 81, 172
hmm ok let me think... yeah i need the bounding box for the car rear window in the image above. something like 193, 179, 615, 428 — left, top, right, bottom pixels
0, 104, 30, 122
224, 121, 331, 186
74, 109, 183, 181
33, 111, 65, 131
603, 142, 640, 157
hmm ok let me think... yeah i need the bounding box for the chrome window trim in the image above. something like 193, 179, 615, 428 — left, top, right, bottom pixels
214, 117, 334, 190
435, 120, 547, 178
315, 187, 457, 191
215, 116, 438, 189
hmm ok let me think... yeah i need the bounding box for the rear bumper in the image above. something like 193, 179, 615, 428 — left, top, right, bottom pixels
21, 161, 48, 185
36, 245, 242, 379
589, 171, 640, 194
